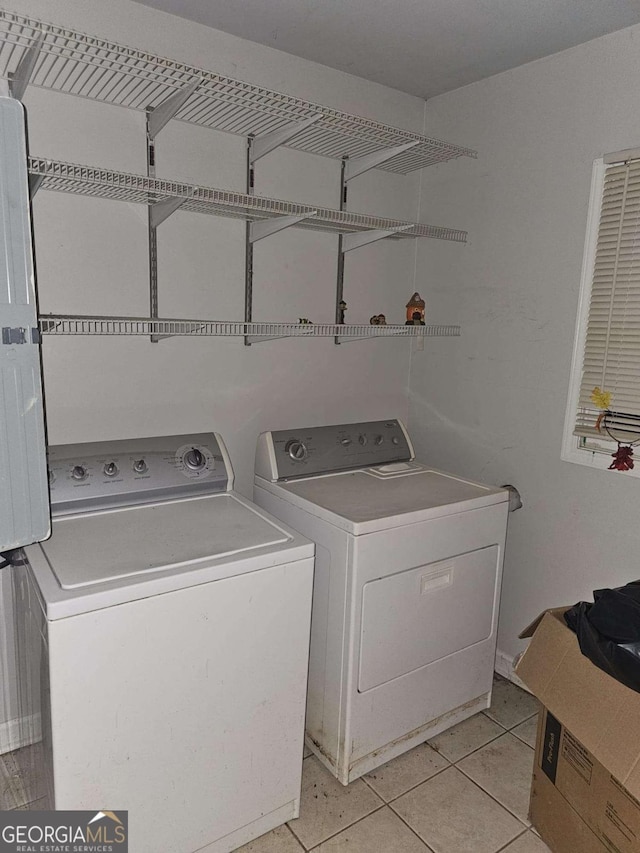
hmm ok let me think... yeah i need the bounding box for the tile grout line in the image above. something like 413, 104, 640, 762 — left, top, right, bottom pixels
384, 764, 528, 851
494, 826, 531, 852
380, 798, 437, 852
283, 821, 306, 851
452, 762, 532, 831
509, 712, 539, 748
290, 801, 388, 851
482, 708, 539, 733
368, 758, 453, 805
430, 722, 508, 765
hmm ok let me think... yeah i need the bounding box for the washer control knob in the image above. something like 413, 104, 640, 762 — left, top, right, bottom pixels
340, 437, 352, 447
133, 459, 148, 475
184, 448, 206, 471
374, 435, 384, 446
104, 462, 118, 478
71, 465, 87, 481
285, 439, 308, 461
391, 436, 399, 445
358, 434, 367, 446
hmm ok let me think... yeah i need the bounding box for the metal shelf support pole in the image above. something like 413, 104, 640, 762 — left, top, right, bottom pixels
334, 158, 348, 344
147, 110, 159, 342
8, 32, 44, 101
146, 80, 200, 340
250, 115, 322, 164
335, 140, 414, 344
146, 82, 199, 341
344, 141, 421, 182
244, 137, 256, 345
243, 138, 317, 343
244, 116, 320, 344
146, 78, 200, 344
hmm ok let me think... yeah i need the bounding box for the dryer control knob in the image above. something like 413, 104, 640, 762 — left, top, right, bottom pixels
104, 462, 118, 478
285, 439, 308, 461
341, 437, 352, 447
184, 448, 206, 471
71, 465, 87, 481
374, 435, 384, 445
358, 434, 368, 445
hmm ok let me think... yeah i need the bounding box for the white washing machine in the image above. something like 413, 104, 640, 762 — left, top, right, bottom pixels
254, 419, 509, 785
13, 433, 314, 853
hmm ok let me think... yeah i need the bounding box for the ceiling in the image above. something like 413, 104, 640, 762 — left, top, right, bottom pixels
131, 0, 640, 99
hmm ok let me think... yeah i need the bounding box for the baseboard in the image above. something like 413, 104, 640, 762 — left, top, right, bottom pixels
495, 647, 529, 691
0, 713, 41, 755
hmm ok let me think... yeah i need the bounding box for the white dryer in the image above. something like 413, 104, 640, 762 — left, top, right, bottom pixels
255, 419, 509, 785
13, 433, 314, 853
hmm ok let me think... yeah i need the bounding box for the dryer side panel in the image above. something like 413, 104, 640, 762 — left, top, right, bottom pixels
254, 483, 351, 775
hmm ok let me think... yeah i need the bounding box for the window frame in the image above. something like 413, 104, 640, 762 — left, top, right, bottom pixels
561, 157, 640, 476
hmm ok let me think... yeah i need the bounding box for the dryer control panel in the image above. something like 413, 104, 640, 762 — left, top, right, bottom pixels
256, 419, 414, 481
47, 433, 232, 516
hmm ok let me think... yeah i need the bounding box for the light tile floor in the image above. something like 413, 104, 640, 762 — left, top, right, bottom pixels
0, 675, 551, 853
237, 675, 549, 853
0, 746, 42, 811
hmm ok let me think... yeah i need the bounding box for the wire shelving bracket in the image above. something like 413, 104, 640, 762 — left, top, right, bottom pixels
344, 142, 421, 183
249, 211, 318, 243
147, 78, 201, 141
7, 29, 43, 100
250, 115, 322, 164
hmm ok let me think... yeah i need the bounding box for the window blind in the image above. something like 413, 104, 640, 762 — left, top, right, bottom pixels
576, 157, 640, 442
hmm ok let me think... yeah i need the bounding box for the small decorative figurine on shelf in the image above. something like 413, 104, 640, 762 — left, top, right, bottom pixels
338, 300, 347, 324
369, 314, 387, 325
298, 318, 313, 324
405, 292, 425, 325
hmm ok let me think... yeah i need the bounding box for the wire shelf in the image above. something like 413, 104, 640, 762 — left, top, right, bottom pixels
28, 157, 468, 242
39, 315, 461, 341
1, 9, 476, 173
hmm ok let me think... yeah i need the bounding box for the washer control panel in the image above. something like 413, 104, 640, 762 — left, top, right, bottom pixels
256, 419, 414, 481
47, 433, 231, 516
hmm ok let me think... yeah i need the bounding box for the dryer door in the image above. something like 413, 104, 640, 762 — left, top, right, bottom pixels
358, 546, 499, 692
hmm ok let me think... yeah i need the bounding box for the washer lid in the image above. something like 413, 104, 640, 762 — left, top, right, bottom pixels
274, 465, 508, 533
40, 493, 291, 589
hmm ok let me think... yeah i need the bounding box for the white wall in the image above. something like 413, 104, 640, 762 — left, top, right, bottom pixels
1, 0, 430, 738
408, 24, 640, 670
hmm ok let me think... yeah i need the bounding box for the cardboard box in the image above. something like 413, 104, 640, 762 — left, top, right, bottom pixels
515, 608, 640, 853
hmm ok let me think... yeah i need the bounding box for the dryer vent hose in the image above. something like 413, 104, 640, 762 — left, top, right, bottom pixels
501, 485, 523, 512
0, 549, 26, 569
